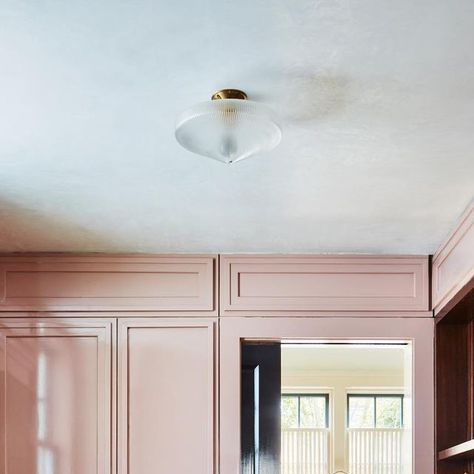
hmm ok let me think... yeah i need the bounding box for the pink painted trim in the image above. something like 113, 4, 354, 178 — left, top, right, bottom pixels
219, 317, 434, 474
432, 202, 474, 314
221, 310, 433, 318
220, 255, 429, 314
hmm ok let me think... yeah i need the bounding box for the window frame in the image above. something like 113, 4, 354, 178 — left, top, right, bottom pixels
346, 393, 404, 429
281, 393, 330, 429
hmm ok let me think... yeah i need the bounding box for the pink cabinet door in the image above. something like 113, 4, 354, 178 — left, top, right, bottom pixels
0, 319, 114, 474
220, 255, 430, 315
0, 255, 217, 313
118, 319, 216, 474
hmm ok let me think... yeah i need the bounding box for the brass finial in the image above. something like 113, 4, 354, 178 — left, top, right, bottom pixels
211, 89, 248, 100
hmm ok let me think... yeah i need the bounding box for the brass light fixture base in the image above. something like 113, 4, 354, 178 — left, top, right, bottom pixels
211, 89, 248, 100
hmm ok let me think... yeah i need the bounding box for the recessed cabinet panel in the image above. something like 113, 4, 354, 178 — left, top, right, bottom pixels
118, 319, 215, 474
0, 255, 216, 312
0, 319, 113, 474
220, 255, 429, 314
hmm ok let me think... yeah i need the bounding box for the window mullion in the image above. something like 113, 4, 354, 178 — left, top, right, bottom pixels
297, 396, 299, 428
400, 395, 404, 427
373, 396, 377, 429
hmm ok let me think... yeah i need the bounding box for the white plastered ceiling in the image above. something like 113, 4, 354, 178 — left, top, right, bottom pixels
0, 0, 473, 253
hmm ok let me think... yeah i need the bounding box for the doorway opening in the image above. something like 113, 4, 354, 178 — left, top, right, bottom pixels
241, 340, 413, 474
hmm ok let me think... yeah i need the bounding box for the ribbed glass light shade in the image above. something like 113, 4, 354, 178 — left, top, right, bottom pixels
175, 99, 281, 164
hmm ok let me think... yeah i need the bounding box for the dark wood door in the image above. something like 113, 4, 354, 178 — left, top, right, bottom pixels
241, 342, 281, 474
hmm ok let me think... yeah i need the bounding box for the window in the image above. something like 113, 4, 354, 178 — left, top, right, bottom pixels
347, 394, 403, 429
281, 394, 329, 429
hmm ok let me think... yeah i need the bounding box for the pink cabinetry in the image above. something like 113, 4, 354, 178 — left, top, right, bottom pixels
0, 252, 436, 474
118, 318, 216, 474
0, 255, 217, 313
432, 204, 474, 315
0, 319, 114, 474
220, 255, 429, 315
0, 317, 217, 474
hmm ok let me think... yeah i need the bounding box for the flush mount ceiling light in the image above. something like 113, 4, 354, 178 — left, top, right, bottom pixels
175, 89, 281, 164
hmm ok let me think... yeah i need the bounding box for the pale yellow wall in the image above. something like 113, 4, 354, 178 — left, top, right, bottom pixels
282, 371, 404, 472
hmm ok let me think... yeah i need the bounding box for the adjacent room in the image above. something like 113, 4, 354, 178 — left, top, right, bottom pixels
281, 343, 409, 474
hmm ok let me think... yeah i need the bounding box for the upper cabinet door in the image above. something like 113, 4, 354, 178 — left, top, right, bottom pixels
0, 255, 217, 314
118, 318, 216, 474
432, 204, 474, 315
220, 255, 430, 315
0, 319, 114, 474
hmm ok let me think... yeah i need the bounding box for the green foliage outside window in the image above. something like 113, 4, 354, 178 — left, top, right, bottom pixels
281, 394, 328, 429
348, 394, 403, 429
